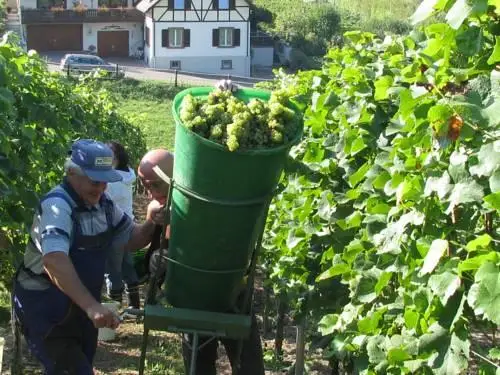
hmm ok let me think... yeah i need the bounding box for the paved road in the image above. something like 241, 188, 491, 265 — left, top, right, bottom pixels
43, 53, 271, 88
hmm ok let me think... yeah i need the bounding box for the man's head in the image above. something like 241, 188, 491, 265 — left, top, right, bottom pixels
138, 149, 174, 204
65, 139, 122, 205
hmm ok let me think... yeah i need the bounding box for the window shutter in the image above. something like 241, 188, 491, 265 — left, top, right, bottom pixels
212, 29, 219, 47
184, 0, 191, 9
167, 0, 173, 8
233, 28, 240, 47
229, 0, 235, 9
162, 29, 169, 47
184, 29, 190, 47
212, 0, 218, 10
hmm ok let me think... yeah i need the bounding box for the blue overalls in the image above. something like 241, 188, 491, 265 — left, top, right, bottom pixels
13, 181, 116, 374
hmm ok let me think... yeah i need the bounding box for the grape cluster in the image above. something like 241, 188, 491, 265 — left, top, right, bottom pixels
179, 89, 300, 151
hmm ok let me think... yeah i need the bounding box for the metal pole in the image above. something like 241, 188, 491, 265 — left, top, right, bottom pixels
175, 69, 178, 87
189, 333, 199, 375
138, 327, 149, 375
295, 318, 306, 375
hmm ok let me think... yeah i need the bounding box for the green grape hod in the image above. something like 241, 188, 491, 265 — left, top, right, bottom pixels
165, 87, 303, 311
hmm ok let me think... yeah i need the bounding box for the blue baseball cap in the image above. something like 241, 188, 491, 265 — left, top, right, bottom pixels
69, 139, 122, 183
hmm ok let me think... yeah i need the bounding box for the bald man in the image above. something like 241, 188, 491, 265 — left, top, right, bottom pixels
137, 149, 174, 285
138, 148, 265, 375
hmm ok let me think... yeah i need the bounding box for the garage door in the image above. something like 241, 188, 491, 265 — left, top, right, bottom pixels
98, 31, 129, 57
27, 25, 82, 52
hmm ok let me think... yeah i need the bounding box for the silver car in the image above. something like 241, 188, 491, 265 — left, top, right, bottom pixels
59, 54, 125, 78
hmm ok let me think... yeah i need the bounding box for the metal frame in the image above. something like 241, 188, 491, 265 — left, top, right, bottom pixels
134, 166, 272, 375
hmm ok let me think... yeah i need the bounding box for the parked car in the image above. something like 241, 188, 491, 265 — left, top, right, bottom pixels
60, 54, 125, 78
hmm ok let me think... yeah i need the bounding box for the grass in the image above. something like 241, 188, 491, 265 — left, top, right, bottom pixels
95, 78, 191, 150
329, 0, 420, 23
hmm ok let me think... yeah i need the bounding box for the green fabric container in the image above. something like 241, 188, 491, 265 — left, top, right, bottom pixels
164, 87, 303, 312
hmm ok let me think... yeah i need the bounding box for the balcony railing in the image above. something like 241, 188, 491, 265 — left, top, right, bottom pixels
21, 8, 144, 24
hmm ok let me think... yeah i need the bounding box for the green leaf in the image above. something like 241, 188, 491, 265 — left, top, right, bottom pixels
374, 76, 394, 101
489, 348, 500, 360
374, 211, 425, 255
424, 172, 453, 200
318, 314, 338, 336
316, 263, 351, 281
404, 308, 420, 329
487, 36, 500, 65
449, 150, 470, 183
490, 171, 500, 193
420, 239, 448, 276
446, 179, 484, 213
470, 142, 500, 177
357, 308, 387, 334
349, 162, 371, 188
484, 192, 500, 210
446, 0, 472, 29
387, 348, 411, 364
428, 271, 461, 305
467, 262, 500, 325
367, 335, 387, 364
435, 332, 470, 375
375, 272, 392, 295
456, 26, 483, 56
466, 234, 493, 252
411, 0, 440, 24
459, 252, 499, 272
351, 137, 367, 155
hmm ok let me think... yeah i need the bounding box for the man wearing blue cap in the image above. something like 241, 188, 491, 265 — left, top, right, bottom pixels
12, 139, 164, 375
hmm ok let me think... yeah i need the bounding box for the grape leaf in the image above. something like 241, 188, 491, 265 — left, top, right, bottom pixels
470, 142, 500, 177
435, 332, 470, 375
484, 192, 500, 210
459, 252, 499, 272
424, 172, 452, 200
466, 234, 493, 252
467, 262, 500, 325
411, 0, 440, 24
428, 271, 461, 305
487, 36, 500, 65
490, 171, 500, 193
420, 239, 448, 276
446, 0, 472, 29
446, 179, 484, 213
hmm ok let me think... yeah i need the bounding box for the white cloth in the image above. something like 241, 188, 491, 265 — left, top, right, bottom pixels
105, 167, 136, 220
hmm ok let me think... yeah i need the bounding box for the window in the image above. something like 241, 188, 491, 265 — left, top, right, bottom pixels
170, 60, 181, 69
162, 28, 191, 48
212, 0, 234, 9
145, 26, 150, 47
168, 0, 191, 9
217, 0, 229, 9
221, 60, 232, 70
219, 28, 232, 47
212, 28, 240, 48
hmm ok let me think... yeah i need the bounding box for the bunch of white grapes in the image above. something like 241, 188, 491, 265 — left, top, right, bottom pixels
179, 89, 300, 151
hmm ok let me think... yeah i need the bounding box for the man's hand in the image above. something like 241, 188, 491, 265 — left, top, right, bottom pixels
86, 303, 120, 329
147, 200, 166, 226
215, 79, 238, 92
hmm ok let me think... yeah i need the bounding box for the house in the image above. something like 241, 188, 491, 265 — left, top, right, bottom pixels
19, 0, 145, 57
135, 0, 251, 76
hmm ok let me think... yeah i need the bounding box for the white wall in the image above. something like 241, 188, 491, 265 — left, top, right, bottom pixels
251, 47, 273, 67
83, 22, 143, 56
144, 16, 154, 63
153, 21, 248, 58
152, 55, 250, 76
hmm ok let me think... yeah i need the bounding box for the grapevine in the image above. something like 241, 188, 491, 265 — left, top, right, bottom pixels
0, 37, 147, 286
260, 0, 500, 373
179, 89, 301, 151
